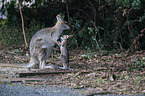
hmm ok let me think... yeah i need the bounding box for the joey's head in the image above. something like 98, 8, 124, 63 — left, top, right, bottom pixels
56, 14, 70, 30
60, 35, 73, 41
60, 35, 72, 47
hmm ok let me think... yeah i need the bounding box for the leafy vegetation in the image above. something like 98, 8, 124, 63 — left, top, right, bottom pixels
0, 0, 145, 50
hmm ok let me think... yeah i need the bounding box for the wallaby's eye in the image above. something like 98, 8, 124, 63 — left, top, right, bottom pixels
57, 17, 63, 22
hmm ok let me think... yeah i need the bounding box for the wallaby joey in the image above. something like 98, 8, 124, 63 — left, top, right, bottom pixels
59, 35, 72, 69
24, 14, 70, 69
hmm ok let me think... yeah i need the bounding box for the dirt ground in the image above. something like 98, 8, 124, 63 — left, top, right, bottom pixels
0, 47, 145, 95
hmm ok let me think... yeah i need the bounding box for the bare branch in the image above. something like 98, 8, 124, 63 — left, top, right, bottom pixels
18, 0, 28, 48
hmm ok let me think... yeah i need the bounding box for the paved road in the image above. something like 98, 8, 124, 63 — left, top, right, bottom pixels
0, 83, 144, 96
0, 83, 145, 96
0, 83, 87, 96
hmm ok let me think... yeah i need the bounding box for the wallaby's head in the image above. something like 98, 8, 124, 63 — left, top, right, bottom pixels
56, 14, 70, 30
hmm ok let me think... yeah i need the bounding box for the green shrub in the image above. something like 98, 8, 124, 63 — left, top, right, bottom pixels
0, 20, 45, 48
0, 25, 23, 47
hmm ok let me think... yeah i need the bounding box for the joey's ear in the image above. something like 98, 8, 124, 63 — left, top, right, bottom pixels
69, 35, 73, 38
56, 14, 63, 22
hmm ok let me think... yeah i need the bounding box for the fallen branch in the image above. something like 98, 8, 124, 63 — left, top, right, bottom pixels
19, 70, 91, 77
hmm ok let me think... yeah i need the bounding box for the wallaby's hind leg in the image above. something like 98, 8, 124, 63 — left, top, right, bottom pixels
38, 48, 48, 69
38, 47, 58, 69
59, 55, 69, 69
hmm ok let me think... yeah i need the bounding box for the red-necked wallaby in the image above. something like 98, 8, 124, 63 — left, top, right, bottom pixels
59, 35, 72, 69
23, 14, 70, 69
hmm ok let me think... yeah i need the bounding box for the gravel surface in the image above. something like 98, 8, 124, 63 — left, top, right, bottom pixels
0, 83, 88, 96
1, 84, 144, 96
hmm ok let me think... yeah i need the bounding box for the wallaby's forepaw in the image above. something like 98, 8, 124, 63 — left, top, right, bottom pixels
55, 41, 62, 47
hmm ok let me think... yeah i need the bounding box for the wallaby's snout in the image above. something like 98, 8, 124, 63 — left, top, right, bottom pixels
63, 21, 70, 30
63, 23, 70, 30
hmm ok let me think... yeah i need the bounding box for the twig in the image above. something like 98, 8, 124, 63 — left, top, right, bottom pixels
91, 21, 101, 50
70, 8, 89, 17
127, 15, 131, 34
88, 0, 96, 22
66, 0, 70, 24
18, 0, 28, 48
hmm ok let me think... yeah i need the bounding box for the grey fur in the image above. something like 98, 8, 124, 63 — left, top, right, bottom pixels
59, 35, 72, 69
24, 15, 70, 69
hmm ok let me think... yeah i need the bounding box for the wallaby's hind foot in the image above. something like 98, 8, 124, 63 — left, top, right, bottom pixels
38, 47, 49, 69
59, 66, 74, 70
44, 65, 59, 69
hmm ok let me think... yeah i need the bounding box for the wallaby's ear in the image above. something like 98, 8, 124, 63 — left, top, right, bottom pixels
56, 14, 63, 22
